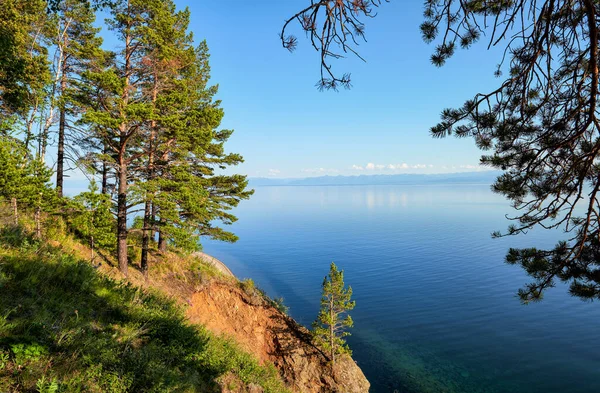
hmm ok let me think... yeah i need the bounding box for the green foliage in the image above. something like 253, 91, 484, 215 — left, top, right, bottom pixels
312, 262, 355, 365
11, 343, 49, 365
421, 1, 600, 302
144, 33, 254, 253
0, 137, 27, 202
0, 136, 55, 218
0, 351, 9, 370
36, 376, 59, 393
270, 297, 289, 315
239, 278, 257, 294
67, 180, 116, 253
0, 0, 50, 116
0, 226, 289, 392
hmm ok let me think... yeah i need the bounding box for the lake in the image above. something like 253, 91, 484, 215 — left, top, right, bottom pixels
201, 185, 600, 393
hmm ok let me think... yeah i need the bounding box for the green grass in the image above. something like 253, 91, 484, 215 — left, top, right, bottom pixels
0, 225, 289, 393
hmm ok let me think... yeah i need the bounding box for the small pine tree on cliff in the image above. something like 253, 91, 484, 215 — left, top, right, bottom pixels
312, 262, 355, 365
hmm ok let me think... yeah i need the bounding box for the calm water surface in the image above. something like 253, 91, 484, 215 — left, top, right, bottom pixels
202, 185, 600, 393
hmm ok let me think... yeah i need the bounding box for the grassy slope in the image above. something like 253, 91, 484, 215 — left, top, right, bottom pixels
0, 224, 289, 393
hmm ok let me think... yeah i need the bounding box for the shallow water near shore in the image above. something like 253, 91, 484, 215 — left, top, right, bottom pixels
202, 185, 600, 393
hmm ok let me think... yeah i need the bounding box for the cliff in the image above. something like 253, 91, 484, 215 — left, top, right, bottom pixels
187, 281, 370, 393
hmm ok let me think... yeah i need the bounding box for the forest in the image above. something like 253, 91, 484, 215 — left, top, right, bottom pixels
0, 0, 253, 279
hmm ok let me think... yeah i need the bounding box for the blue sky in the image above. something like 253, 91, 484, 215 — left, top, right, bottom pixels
93, 1, 507, 179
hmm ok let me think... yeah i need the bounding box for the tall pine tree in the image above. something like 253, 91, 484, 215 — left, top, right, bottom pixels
149, 41, 253, 257
80, 0, 155, 276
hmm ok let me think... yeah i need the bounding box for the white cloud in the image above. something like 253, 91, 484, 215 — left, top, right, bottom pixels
346, 162, 485, 173
354, 162, 432, 171
268, 169, 281, 176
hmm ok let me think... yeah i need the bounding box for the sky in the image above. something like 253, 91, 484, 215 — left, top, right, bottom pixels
85, 1, 509, 180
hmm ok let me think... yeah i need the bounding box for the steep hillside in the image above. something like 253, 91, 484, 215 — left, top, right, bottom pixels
0, 215, 369, 392
0, 225, 288, 393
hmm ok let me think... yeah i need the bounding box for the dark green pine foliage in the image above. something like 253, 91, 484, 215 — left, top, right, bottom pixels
0, 136, 55, 233
0, 0, 52, 152
0, 137, 28, 224
0, 0, 49, 121
148, 40, 253, 254
134, 0, 196, 276
421, 0, 600, 302
312, 262, 355, 365
68, 180, 116, 260
80, 0, 157, 277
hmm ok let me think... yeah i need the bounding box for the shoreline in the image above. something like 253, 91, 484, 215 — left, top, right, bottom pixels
194, 251, 235, 278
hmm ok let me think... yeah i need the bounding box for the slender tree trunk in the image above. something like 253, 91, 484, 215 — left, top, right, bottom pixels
116, 151, 128, 277
151, 202, 157, 239
24, 100, 39, 153
140, 199, 151, 279
330, 298, 335, 365
116, 7, 132, 277
140, 77, 158, 280
101, 142, 109, 195
11, 197, 18, 225
56, 76, 67, 198
158, 225, 167, 253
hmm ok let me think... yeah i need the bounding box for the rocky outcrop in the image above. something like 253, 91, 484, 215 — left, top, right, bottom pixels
186, 282, 370, 393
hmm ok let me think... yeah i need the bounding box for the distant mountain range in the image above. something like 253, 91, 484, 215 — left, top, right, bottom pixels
248, 171, 502, 187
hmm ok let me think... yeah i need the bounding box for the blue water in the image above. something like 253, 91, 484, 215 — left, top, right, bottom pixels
201, 185, 600, 393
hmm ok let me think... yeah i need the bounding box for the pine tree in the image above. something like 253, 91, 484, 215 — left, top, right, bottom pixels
0, 136, 54, 233
312, 262, 355, 365
69, 180, 116, 261
134, 0, 196, 277
149, 42, 253, 255
0, 136, 28, 224
20, 157, 55, 238
80, 0, 157, 276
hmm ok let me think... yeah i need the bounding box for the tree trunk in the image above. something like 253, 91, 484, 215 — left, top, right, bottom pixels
140, 77, 158, 281
56, 76, 67, 198
91, 234, 95, 262
140, 199, 151, 280
158, 225, 167, 253
11, 197, 18, 225
116, 8, 132, 277
116, 152, 128, 277
151, 202, 157, 239
101, 142, 109, 195
330, 296, 335, 365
